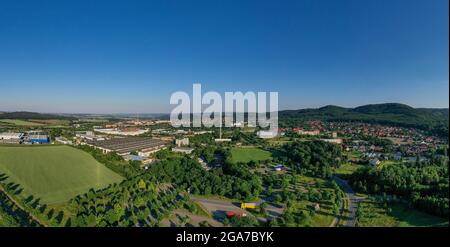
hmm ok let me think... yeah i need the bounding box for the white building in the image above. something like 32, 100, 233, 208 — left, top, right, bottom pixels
172, 147, 195, 154
94, 128, 149, 136
175, 138, 189, 147
55, 137, 73, 145
0, 132, 24, 143
257, 130, 278, 139
297, 129, 320, 136
0, 132, 24, 140
320, 138, 343, 144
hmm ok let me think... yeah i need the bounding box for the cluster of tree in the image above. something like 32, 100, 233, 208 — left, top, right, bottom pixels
196, 145, 228, 164
267, 184, 343, 227
0, 174, 42, 226
223, 214, 259, 227
349, 160, 449, 218
147, 157, 262, 201
231, 130, 264, 145
76, 145, 140, 178
276, 140, 343, 178
0, 190, 39, 226
189, 133, 215, 146
68, 178, 183, 227
262, 170, 343, 226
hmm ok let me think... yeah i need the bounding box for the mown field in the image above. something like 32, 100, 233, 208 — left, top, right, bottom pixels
230, 146, 272, 163
0, 145, 123, 204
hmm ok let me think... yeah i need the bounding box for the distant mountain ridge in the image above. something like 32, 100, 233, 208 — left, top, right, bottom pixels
0, 111, 75, 120
279, 103, 449, 137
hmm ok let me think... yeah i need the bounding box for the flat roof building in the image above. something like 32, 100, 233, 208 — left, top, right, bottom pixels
172, 147, 195, 154
28, 134, 50, 144
0, 132, 24, 144
86, 137, 167, 155
0, 132, 24, 140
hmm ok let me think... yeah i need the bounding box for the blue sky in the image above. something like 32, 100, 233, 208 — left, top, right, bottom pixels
0, 0, 448, 113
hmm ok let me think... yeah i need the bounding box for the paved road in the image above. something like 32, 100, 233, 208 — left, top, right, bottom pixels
333, 176, 363, 227
192, 197, 247, 219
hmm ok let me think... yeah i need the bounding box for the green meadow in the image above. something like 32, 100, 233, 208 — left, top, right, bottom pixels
0, 145, 123, 204
230, 146, 272, 163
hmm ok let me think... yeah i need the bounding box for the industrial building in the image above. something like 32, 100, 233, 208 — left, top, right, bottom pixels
172, 147, 195, 154
94, 128, 149, 136
55, 137, 73, 145
0, 132, 24, 144
28, 134, 50, 144
85, 137, 167, 155
175, 138, 189, 147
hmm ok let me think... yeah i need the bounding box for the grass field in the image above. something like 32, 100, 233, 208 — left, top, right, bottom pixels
0, 145, 123, 204
334, 163, 364, 177
230, 146, 272, 163
357, 197, 448, 227
0, 119, 45, 126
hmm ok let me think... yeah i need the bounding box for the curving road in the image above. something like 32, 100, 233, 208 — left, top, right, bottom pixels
333, 176, 363, 227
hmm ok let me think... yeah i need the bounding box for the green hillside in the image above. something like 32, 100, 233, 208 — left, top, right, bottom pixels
0, 111, 74, 120
279, 103, 449, 136
0, 145, 123, 204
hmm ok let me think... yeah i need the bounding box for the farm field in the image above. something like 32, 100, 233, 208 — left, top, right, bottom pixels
230, 146, 272, 163
0, 119, 45, 126
0, 145, 123, 204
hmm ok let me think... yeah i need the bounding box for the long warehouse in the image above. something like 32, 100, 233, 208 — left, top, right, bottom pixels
86, 137, 167, 155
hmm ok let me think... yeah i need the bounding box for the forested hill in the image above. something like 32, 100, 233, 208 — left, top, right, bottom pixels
0, 111, 75, 120
279, 103, 449, 136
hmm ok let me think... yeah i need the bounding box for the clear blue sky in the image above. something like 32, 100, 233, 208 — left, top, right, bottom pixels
0, 0, 448, 113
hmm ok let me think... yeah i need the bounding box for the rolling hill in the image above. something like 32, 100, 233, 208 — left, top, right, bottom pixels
0, 145, 123, 204
279, 103, 449, 136
0, 111, 75, 120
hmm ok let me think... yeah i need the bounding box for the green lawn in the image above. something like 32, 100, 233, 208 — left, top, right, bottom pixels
0, 119, 45, 126
334, 163, 364, 177
230, 146, 272, 163
357, 197, 448, 227
0, 145, 123, 204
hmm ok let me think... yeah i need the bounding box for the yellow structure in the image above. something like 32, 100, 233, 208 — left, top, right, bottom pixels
240, 203, 257, 209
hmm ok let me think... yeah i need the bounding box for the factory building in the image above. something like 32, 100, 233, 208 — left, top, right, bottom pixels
175, 138, 189, 147
85, 137, 167, 155
28, 134, 50, 144
172, 147, 195, 154
0, 132, 24, 144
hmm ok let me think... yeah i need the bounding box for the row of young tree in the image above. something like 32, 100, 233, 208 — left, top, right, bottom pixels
68, 176, 183, 227
349, 159, 449, 218
0, 189, 39, 226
